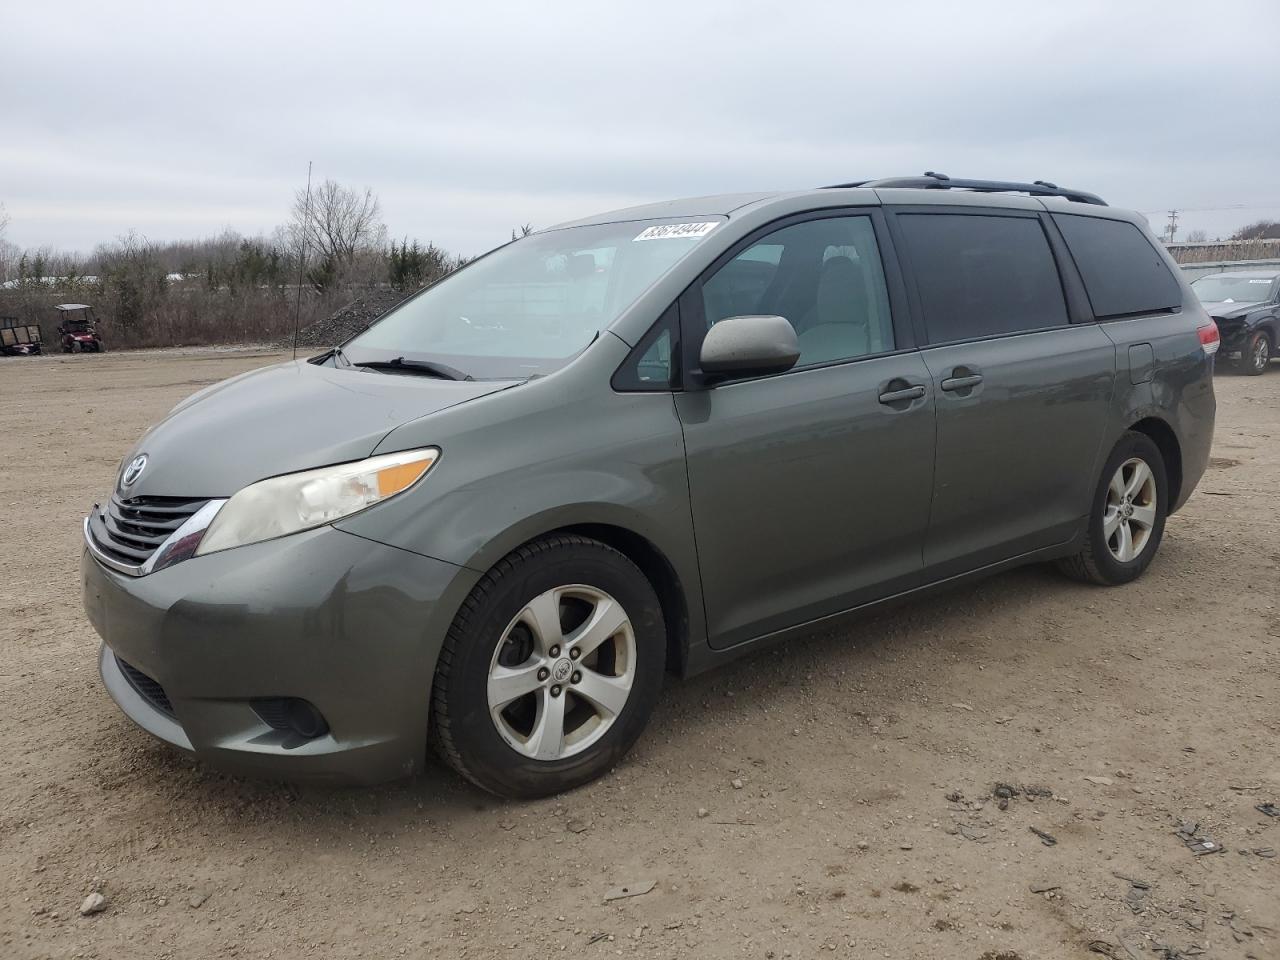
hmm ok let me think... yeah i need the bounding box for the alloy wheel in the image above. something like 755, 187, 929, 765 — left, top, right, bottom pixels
1252, 335, 1270, 373
1103, 457, 1157, 563
486, 585, 636, 761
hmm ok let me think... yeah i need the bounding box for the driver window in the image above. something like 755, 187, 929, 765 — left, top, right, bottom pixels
700, 216, 894, 366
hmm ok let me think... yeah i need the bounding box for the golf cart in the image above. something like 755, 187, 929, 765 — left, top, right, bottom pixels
0, 317, 43, 356
56, 304, 105, 353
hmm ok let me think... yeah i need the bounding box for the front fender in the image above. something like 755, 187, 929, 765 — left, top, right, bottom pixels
450, 500, 689, 579
1249, 314, 1278, 336
333, 337, 706, 659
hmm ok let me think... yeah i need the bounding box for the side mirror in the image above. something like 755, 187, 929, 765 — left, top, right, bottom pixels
698, 315, 800, 382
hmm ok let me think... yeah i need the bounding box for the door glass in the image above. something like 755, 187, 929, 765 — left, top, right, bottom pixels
700, 217, 894, 366
898, 214, 1070, 342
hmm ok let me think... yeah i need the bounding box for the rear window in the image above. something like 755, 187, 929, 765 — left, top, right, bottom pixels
897, 213, 1070, 342
1053, 215, 1181, 318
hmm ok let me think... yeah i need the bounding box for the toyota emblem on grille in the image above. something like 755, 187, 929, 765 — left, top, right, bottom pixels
121, 454, 148, 487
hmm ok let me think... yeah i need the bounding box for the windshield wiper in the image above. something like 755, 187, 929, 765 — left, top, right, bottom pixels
309, 345, 353, 367
352, 356, 472, 381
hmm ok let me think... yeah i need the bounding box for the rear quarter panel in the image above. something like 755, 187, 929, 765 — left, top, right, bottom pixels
1040, 198, 1216, 513
1096, 309, 1215, 513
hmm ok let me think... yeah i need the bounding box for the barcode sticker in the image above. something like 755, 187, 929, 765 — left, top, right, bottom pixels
634, 222, 719, 241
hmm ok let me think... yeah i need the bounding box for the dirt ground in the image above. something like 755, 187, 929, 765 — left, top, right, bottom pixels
1, 348, 1277, 960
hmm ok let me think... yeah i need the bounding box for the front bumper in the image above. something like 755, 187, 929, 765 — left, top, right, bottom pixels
82, 525, 478, 783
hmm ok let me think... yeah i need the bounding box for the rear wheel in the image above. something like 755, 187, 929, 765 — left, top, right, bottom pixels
1237, 330, 1271, 376
431, 535, 665, 799
1058, 431, 1168, 586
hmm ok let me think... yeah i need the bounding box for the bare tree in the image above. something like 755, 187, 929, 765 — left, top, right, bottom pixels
1184, 229, 1208, 243
289, 179, 387, 269
95, 231, 169, 331
1232, 220, 1280, 241
0, 203, 15, 284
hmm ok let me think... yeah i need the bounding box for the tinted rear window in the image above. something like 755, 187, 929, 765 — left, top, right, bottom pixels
897, 213, 1070, 342
1053, 215, 1181, 318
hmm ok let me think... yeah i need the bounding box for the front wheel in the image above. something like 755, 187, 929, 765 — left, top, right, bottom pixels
1058, 431, 1168, 586
431, 535, 666, 799
1237, 331, 1271, 376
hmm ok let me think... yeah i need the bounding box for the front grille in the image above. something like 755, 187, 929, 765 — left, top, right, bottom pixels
88, 494, 208, 569
115, 656, 175, 717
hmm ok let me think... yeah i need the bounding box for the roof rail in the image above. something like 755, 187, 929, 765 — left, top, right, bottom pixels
822, 172, 1107, 206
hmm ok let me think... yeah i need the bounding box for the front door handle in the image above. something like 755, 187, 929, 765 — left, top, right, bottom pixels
878, 384, 926, 404
940, 374, 984, 392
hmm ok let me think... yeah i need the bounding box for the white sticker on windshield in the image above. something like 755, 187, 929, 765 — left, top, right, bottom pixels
1249, 278, 1271, 283
634, 222, 719, 242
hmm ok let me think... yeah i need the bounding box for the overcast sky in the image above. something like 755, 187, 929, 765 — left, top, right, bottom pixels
5, 0, 1280, 257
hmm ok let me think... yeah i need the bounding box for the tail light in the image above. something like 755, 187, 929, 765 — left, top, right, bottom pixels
1198, 322, 1220, 357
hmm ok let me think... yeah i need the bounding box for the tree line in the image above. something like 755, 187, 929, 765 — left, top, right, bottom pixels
1182, 220, 1280, 244
0, 183, 478, 349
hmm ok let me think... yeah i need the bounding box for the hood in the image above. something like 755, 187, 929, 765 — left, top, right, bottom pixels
1203, 300, 1264, 320
123, 360, 516, 497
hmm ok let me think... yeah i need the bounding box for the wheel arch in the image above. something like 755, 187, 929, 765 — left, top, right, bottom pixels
559, 523, 691, 676
1128, 416, 1183, 509
457, 507, 700, 677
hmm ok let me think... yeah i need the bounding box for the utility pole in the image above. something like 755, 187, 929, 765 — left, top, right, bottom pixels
291, 160, 314, 361
1165, 210, 1179, 244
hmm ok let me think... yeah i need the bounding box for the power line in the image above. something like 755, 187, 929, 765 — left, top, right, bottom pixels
1138, 202, 1280, 215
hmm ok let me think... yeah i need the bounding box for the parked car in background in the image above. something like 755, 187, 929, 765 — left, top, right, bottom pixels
82, 174, 1217, 798
0, 317, 43, 356
1191, 270, 1279, 375
55, 303, 105, 353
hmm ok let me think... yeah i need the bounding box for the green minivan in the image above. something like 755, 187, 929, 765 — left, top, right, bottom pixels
83, 175, 1217, 797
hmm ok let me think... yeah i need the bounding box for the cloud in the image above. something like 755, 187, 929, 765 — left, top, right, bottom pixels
4, 0, 1278, 253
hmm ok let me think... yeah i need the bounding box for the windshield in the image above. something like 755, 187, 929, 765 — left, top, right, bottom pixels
345, 217, 725, 379
1192, 275, 1275, 303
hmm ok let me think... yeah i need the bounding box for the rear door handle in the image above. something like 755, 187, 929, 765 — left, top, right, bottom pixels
878, 384, 926, 404
940, 374, 983, 391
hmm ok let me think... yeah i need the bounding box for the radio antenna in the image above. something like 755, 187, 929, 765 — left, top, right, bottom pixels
291, 160, 314, 360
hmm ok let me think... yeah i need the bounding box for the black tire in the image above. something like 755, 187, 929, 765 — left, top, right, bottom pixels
1237, 330, 1271, 376
1058, 431, 1169, 586
431, 534, 666, 799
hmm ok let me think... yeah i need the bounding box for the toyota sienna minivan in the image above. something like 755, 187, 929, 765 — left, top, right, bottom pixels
82, 174, 1217, 798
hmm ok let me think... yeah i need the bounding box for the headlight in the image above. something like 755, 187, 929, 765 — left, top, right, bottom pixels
195, 448, 438, 556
